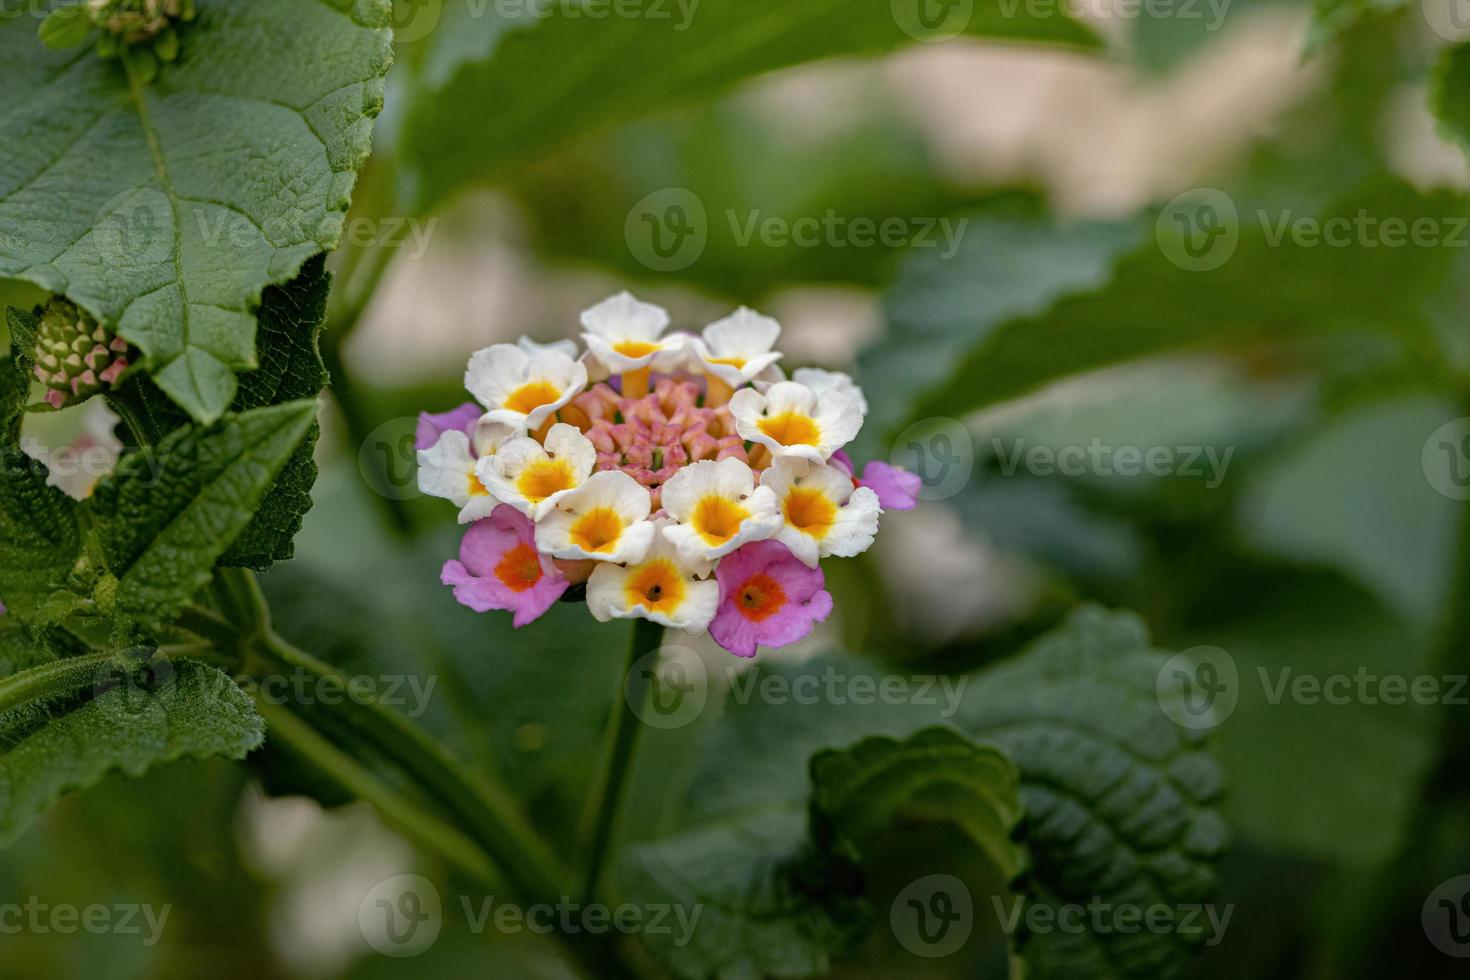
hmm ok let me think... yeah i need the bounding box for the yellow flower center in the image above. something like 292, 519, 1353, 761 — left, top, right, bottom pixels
783, 486, 837, 539
623, 558, 687, 613
692, 494, 750, 546
467, 471, 491, 498
570, 507, 625, 554
493, 543, 543, 593
516, 457, 577, 502
708, 355, 746, 368
758, 411, 821, 447
505, 380, 562, 415
614, 340, 660, 359
737, 573, 788, 622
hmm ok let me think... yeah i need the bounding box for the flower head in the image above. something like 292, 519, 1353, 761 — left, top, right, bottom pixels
480, 422, 596, 520
442, 506, 569, 627
709, 540, 833, 658
661, 458, 782, 563
418, 301, 904, 657
536, 470, 657, 563
761, 458, 881, 568
587, 522, 719, 634
730, 379, 865, 465
466, 342, 587, 431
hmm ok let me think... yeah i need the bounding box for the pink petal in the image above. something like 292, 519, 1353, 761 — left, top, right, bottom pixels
860, 461, 921, 511
416, 403, 483, 452
710, 540, 833, 659
442, 505, 568, 627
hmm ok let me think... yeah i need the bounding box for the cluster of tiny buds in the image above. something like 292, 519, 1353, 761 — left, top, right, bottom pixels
40, 0, 196, 66
32, 299, 131, 410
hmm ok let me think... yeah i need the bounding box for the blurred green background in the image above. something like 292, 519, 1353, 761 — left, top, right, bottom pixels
4, 0, 1470, 977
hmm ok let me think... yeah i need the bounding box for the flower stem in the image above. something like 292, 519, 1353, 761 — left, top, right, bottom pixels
580, 617, 665, 904
0, 651, 116, 717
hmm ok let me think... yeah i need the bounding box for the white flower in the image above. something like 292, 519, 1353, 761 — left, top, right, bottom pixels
417, 430, 498, 524
478, 423, 596, 521
761, 458, 882, 567
692, 307, 785, 389
580, 291, 685, 375
660, 457, 782, 563
587, 522, 719, 634
729, 380, 865, 465
535, 470, 657, 563
791, 367, 868, 416
517, 335, 580, 360
466, 343, 587, 431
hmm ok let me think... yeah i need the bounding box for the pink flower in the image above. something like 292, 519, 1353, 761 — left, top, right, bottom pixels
441, 505, 569, 627
710, 540, 833, 658
416, 403, 483, 452
831, 450, 921, 512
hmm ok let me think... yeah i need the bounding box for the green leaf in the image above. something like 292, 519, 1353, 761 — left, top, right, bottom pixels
955, 607, 1229, 978
219, 255, 331, 568
88, 400, 318, 624
0, 448, 81, 621
621, 726, 1024, 980
0, 653, 264, 847
0, 0, 392, 421
0, 355, 25, 444
897, 181, 1463, 430
1309, 0, 1407, 48
400, 1, 1099, 213
37, 5, 92, 50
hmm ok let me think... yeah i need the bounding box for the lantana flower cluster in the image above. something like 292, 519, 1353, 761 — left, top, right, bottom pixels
416, 293, 917, 658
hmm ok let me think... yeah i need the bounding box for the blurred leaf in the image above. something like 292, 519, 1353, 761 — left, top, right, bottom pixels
400, 0, 1100, 212
1185, 568, 1437, 868
89, 401, 317, 625
1130, 0, 1276, 75
860, 209, 1146, 459
903, 181, 1463, 432
0, 656, 263, 847
0, 0, 391, 421
1432, 42, 1470, 162
622, 726, 1024, 980
1309, 0, 1406, 47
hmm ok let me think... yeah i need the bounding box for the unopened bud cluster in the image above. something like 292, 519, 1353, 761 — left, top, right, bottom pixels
32, 300, 131, 410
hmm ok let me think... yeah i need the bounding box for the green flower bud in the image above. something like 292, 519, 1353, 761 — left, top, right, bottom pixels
32, 299, 133, 410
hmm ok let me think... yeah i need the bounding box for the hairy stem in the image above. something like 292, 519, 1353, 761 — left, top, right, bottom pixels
0, 651, 117, 716
580, 617, 665, 904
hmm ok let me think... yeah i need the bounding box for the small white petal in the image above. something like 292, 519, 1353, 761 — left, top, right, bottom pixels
465, 343, 587, 430
517, 335, 580, 360
761, 459, 881, 567
730, 381, 864, 464
661, 458, 782, 562
536, 470, 656, 563
481, 423, 597, 520
792, 367, 868, 416
417, 430, 499, 523
587, 525, 719, 633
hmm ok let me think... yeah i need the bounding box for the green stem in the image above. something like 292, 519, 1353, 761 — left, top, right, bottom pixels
0, 652, 118, 716
580, 617, 665, 904
254, 697, 499, 884
220, 569, 569, 905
